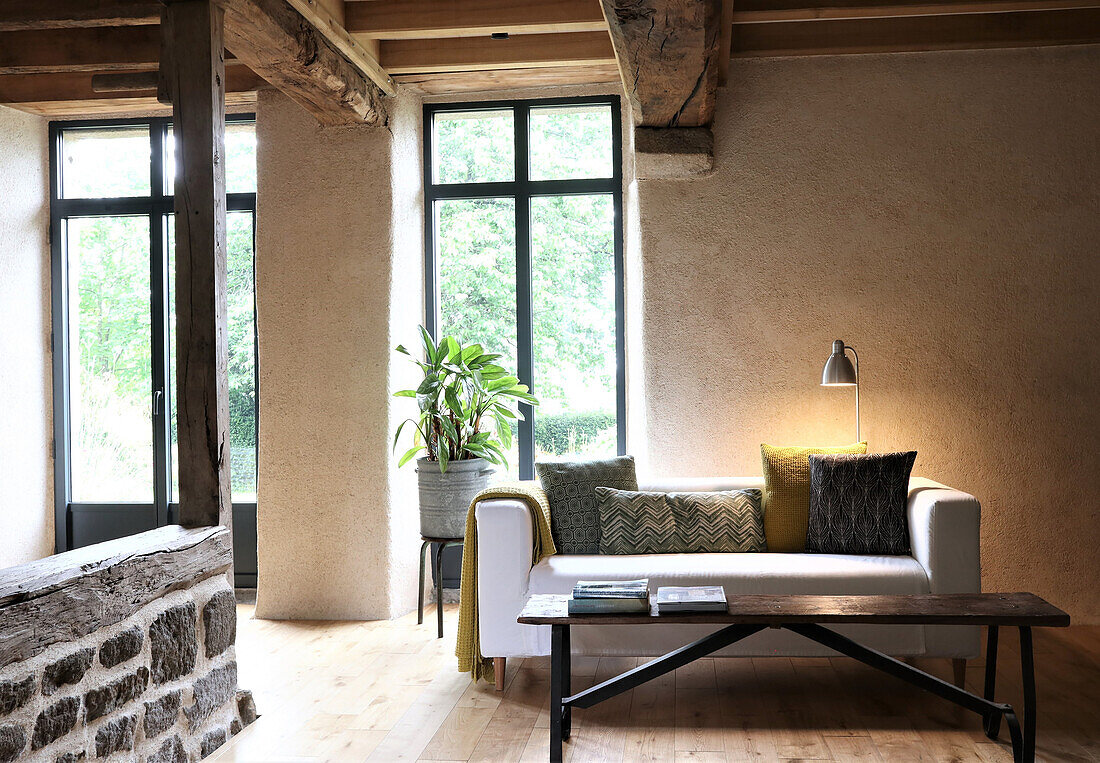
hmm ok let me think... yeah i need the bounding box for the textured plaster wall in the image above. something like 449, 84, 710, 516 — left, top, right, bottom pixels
635, 46, 1100, 622
255, 90, 422, 619
0, 106, 53, 569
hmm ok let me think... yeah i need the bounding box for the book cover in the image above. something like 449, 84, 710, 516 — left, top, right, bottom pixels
655, 586, 728, 613
572, 579, 650, 600
567, 596, 651, 614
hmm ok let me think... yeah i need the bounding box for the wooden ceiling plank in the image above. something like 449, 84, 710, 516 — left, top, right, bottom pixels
732, 6, 1100, 53
3, 93, 257, 119
346, 0, 608, 39
380, 31, 616, 74
0, 0, 161, 32
0, 26, 160, 75
394, 63, 621, 94
732, 0, 1100, 22
600, 0, 724, 128
219, 0, 387, 126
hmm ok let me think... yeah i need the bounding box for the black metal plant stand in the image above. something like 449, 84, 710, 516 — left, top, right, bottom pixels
547, 622, 1037, 763
417, 536, 462, 639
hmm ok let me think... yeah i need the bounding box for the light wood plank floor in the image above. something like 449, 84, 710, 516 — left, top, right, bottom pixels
210, 604, 1100, 762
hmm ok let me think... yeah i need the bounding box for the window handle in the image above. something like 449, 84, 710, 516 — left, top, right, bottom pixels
153, 389, 164, 417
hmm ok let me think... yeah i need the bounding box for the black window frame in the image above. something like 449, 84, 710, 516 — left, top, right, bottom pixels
48, 114, 258, 585
423, 95, 626, 480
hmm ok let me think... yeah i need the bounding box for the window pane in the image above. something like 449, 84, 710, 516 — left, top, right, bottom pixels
531, 195, 617, 461
432, 110, 514, 184
67, 216, 153, 501
61, 127, 150, 199
166, 122, 257, 195
436, 197, 519, 473
529, 105, 613, 181
168, 212, 257, 502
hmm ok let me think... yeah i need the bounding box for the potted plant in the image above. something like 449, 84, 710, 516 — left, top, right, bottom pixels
393, 326, 538, 538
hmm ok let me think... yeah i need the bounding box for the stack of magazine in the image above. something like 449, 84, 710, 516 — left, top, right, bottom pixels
655, 585, 728, 614
567, 579, 650, 614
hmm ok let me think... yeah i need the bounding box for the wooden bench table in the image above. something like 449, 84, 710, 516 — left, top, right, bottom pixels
518, 592, 1070, 763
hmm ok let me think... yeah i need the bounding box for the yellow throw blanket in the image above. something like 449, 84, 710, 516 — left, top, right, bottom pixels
456, 481, 557, 683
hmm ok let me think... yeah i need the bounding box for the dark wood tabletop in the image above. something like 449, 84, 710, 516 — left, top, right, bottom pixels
517, 592, 1070, 627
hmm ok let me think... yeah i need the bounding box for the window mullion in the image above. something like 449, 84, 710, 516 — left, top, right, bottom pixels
514, 105, 535, 480
150, 121, 171, 526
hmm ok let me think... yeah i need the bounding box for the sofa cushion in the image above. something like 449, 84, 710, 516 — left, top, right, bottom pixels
807, 451, 917, 555
528, 552, 930, 597
761, 442, 868, 553
536, 456, 638, 554
597, 488, 766, 554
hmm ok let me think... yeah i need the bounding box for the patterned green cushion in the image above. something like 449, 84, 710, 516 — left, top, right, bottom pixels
597, 488, 766, 554
536, 456, 638, 554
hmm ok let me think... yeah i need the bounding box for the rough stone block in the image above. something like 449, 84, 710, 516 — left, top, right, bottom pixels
143, 690, 182, 739
202, 592, 236, 658
150, 603, 197, 685
230, 719, 241, 736
0, 725, 26, 763
147, 735, 185, 763
85, 667, 149, 721
31, 697, 80, 750
94, 713, 136, 758
200, 728, 227, 758
55, 751, 85, 763
0, 676, 35, 716
99, 627, 144, 668
42, 648, 95, 696
185, 663, 236, 731
236, 689, 257, 727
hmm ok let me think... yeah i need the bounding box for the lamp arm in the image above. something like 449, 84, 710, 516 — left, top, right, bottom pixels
845, 344, 860, 442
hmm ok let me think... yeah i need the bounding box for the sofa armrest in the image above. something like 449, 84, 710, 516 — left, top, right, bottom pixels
475, 498, 539, 658
907, 481, 981, 594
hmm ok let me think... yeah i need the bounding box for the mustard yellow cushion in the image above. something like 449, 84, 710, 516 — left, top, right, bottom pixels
760, 442, 868, 552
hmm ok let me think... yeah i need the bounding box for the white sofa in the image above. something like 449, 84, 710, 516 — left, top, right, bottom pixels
475, 476, 981, 669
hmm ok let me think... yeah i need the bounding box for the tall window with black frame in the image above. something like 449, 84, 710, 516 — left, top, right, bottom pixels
423, 97, 626, 481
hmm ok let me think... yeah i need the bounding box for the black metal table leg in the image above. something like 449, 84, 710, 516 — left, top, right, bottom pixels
1020, 626, 1036, 762
434, 541, 445, 639
984, 625, 1000, 738
417, 540, 430, 626
551, 625, 569, 763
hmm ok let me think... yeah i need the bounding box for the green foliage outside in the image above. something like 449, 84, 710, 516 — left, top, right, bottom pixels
434, 106, 618, 464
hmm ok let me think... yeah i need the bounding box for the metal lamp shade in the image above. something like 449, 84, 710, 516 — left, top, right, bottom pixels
821, 340, 857, 386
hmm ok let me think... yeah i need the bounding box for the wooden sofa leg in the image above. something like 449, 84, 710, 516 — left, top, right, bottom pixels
494, 657, 506, 691
952, 658, 967, 689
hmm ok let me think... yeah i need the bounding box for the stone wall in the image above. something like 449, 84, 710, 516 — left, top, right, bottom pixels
0, 528, 254, 761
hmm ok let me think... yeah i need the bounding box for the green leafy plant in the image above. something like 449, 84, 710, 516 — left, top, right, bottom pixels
393, 326, 538, 472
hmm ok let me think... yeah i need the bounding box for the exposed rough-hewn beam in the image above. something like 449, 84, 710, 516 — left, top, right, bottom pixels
600, 0, 723, 128
346, 0, 609, 39
285, 0, 396, 95
381, 31, 615, 74
0, 0, 161, 31
161, 0, 234, 531
220, 0, 387, 126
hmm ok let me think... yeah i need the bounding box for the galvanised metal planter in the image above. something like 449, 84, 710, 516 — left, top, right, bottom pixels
416, 456, 494, 538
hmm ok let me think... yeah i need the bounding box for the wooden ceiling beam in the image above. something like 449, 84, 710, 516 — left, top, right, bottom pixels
0, 26, 162, 74
346, 0, 608, 39
0, 0, 161, 32
284, 0, 396, 95
393, 63, 621, 93
600, 0, 723, 128
380, 31, 616, 74
0, 66, 264, 104
732, 5, 1100, 53
219, 0, 388, 126
732, 0, 1100, 22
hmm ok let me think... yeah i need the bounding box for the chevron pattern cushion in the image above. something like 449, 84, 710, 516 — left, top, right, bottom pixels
596, 488, 766, 554
536, 456, 638, 554
806, 451, 917, 555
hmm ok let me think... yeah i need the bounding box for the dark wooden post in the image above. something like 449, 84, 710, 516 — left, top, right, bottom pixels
160, 0, 233, 530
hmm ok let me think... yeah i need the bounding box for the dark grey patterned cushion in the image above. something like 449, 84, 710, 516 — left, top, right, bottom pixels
597, 488, 766, 554
536, 456, 638, 554
806, 451, 917, 555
